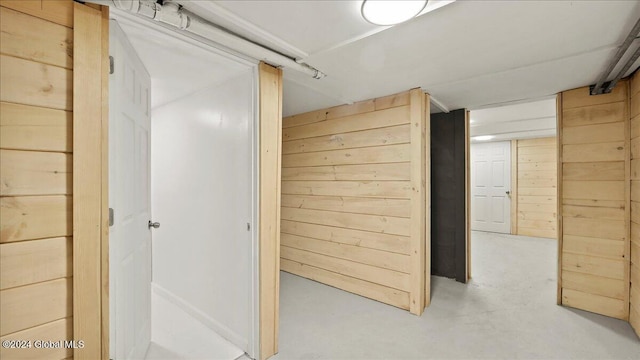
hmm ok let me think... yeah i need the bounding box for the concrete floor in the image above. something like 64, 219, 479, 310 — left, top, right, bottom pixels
274, 231, 640, 359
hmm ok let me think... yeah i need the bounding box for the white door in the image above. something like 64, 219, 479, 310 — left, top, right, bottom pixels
109, 21, 152, 360
150, 71, 255, 354
471, 141, 511, 233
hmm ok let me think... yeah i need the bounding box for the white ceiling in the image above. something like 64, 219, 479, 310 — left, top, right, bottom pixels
113, 10, 250, 109
183, 0, 640, 117
470, 98, 557, 142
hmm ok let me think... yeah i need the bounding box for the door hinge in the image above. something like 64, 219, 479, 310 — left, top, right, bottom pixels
247, 222, 251, 231
109, 208, 114, 227
109, 56, 114, 74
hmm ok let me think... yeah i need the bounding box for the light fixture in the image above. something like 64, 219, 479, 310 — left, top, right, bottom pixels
361, 0, 428, 26
473, 135, 495, 141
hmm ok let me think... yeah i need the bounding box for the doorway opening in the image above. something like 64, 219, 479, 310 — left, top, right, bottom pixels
468, 97, 558, 286
108, 11, 259, 360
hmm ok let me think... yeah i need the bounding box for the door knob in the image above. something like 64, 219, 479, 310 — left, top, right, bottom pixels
506, 191, 511, 196
148, 221, 160, 229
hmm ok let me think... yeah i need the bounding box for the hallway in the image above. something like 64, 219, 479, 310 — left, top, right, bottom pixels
274, 231, 639, 359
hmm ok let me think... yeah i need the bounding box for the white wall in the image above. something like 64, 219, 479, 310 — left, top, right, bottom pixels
151, 70, 254, 351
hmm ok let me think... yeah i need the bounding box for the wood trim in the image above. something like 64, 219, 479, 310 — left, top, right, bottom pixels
557, 93, 563, 305
625, 80, 632, 321
466, 110, 471, 281
408, 89, 426, 315
424, 93, 431, 307
258, 62, 282, 360
274, 61, 283, 353
72, 3, 105, 359
511, 140, 518, 234
100, 6, 110, 360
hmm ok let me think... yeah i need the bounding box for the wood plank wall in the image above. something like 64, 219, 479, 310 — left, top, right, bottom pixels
280, 89, 428, 314
515, 137, 558, 239
0, 2, 75, 359
630, 73, 640, 336
558, 81, 630, 320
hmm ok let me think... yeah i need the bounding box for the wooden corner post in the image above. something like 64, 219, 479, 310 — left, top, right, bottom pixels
409, 88, 426, 314
258, 62, 283, 360
424, 93, 432, 307
556, 93, 563, 305
73, 2, 109, 359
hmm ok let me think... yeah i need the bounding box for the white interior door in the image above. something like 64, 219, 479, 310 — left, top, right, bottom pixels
109, 21, 152, 360
150, 70, 255, 354
471, 141, 511, 233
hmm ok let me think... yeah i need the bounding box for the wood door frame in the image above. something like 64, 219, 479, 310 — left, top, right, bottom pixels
409, 89, 427, 314
258, 62, 282, 360
465, 111, 471, 281
556, 93, 563, 305
72, 6, 281, 360
73, 3, 110, 359
510, 139, 518, 235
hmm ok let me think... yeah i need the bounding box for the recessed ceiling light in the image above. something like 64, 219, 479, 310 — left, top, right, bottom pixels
473, 135, 495, 141
361, 0, 428, 26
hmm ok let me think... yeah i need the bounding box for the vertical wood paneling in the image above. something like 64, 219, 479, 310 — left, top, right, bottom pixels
281, 89, 427, 316
516, 137, 557, 238
559, 81, 630, 320
259, 62, 282, 360
630, 71, 640, 337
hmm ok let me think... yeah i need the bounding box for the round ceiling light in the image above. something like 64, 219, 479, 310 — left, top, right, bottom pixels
361, 0, 428, 26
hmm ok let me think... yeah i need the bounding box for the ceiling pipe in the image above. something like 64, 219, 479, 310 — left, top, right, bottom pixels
96, 0, 326, 79
603, 45, 640, 94
591, 16, 640, 95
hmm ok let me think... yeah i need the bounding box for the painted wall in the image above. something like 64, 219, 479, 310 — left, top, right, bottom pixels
0, 3, 75, 359
151, 71, 254, 350
280, 90, 428, 314
558, 80, 630, 320
630, 73, 640, 336
515, 137, 557, 239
